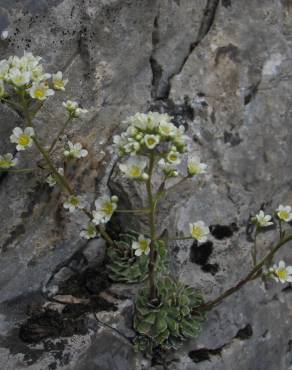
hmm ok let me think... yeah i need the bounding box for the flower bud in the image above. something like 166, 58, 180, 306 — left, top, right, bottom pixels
111, 195, 119, 203
141, 173, 149, 181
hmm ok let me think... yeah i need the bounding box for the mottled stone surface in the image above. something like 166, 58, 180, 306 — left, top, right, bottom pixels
0, 0, 292, 369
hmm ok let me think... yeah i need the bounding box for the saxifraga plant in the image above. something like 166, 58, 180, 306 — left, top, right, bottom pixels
107, 232, 167, 283
1, 52, 292, 355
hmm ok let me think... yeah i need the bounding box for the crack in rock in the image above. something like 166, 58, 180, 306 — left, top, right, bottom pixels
150, 0, 220, 100
189, 324, 253, 363
150, 13, 163, 99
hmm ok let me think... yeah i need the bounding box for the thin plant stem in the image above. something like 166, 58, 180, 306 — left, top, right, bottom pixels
194, 234, 292, 312
0, 168, 37, 173
49, 116, 72, 153
251, 226, 258, 267
1, 97, 23, 111
146, 152, 158, 301
21, 102, 115, 247
33, 136, 115, 246
279, 219, 284, 239
115, 209, 150, 214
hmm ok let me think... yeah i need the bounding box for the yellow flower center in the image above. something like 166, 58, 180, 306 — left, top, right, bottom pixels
129, 166, 141, 178
147, 138, 156, 146
189, 163, 199, 175
277, 268, 287, 281
15, 76, 24, 84
18, 134, 30, 146
0, 159, 11, 168
161, 126, 170, 135
35, 88, 45, 99
54, 80, 64, 90
87, 224, 96, 236
279, 210, 289, 221
139, 239, 149, 252
191, 226, 203, 240
102, 201, 113, 216
169, 154, 177, 161
70, 196, 79, 206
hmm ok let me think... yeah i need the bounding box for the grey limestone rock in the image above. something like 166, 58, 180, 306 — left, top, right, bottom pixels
0, 0, 292, 369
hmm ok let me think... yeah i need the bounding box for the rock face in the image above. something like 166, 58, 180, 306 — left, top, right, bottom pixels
0, 0, 292, 369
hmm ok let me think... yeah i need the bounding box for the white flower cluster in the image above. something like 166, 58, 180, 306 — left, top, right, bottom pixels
114, 112, 207, 179
77, 195, 118, 240
63, 194, 118, 239
63, 100, 88, 118
252, 205, 292, 228
0, 53, 90, 171
0, 52, 68, 100
114, 112, 187, 157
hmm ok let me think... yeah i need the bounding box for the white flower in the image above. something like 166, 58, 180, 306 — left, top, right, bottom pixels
1, 30, 8, 40
46, 168, 64, 187
276, 205, 292, 222
63, 100, 78, 111
158, 158, 178, 177
189, 221, 210, 243
46, 174, 57, 188
158, 121, 177, 137
132, 235, 151, 256
270, 261, 292, 283
124, 139, 140, 155
8, 55, 21, 69
173, 125, 188, 146
166, 150, 181, 165
8, 67, 30, 86
126, 126, 138, 136
63, 195, 86, 213
119, 156, 148, 179
52, 71, 68, 91
80, 222, 97, 239
64, 141, 88, 159
125, 112, 167, 131
188, 155, 207, 176
29, 82, 55, 100
125, 113, 147, 130
10, 127, 35, 151
126, 112, 159, 131
62, 100, 88, 117
92, 195, 118, 225
144, 134, 160, 149
147, 112, 171, 130
72, 107, 88, 118
21, 52, 41, 70
30, 65, 51, 82
252, 210, 273, 227
0, 153, 18, 169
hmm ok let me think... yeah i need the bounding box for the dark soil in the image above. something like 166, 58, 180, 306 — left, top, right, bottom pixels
19, 309, 87, 343
19, 266, 116, 344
